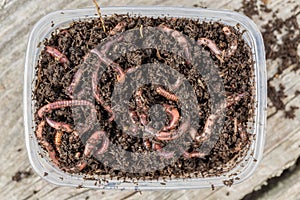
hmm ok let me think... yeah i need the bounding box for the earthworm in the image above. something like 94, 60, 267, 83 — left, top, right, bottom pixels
129, 110, 139, 124
182, 151, 206, 158
91, 48, 125, 83
234, 117, 238, 136
238, 122, 248, 142
197, 26, 238, 60
234, 122, 248, 152
189, 127, 197, 140
45, 46, 69, 65
38, 100, 96, 118
222, 27, 238, 58
135, 89, 144, 109
134, 88, 149, 126
157, 148, 175, 159
170, 76, 184, 91
92, 65, 115, 122
143, 139, 151, 150
54, 131, 63, 153
139, 113, 148, 126
225, 93, 245, 108
109, 21, 127, 35
195, 93, 245, 143
162, 104, 180, 131
75, 131, 108, 171
153, 143, 174, 159
45, 117, 73, 133
158, 24, 191, 63
59, 30, 70, 36
75, 152, 81, 159
156, 87, 178, 102
95, 133, 110, 155
67, 68, 84, 98
35, 121, 59, 166
156, 116, 190, 141
35, 121, 46, 142
143, 140, 174, 159
144, 125, 158, 135
83, 131, 107, 157
197, 38, 223, 56
195, 113, 218, 142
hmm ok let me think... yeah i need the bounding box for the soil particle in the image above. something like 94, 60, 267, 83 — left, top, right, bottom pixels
284, 106, 299, 119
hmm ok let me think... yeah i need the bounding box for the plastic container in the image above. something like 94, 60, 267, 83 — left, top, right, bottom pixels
24, 6, 267, 190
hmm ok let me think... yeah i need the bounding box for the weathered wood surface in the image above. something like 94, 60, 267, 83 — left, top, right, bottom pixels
0, 0, 299, 199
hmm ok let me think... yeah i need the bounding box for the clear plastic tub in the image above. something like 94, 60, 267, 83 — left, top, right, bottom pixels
24, 6, 267, 190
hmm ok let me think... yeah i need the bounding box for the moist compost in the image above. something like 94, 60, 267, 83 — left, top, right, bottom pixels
33, 14, 255, 180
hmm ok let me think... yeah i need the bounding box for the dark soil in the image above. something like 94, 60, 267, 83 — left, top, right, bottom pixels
34, 14, 255, 180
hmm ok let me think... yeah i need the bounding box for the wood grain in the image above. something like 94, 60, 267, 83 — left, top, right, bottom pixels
0, 0, 299, 199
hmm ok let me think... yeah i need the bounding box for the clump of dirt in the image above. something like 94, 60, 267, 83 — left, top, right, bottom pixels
12, 170, 33, 182
33, 14, 255, 180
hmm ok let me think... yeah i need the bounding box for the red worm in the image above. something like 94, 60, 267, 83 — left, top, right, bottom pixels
157, 149, 174, 159
91, 48, 125, 83
189, 127, 197, 140
38, 100, 96, 118
95, 137, 109, 155
182, 151, 206, 158
195, 113, 217, 142
139, 113, 148, 126
45, 117, 73, 133
170, 76, 184, 91
54, 131, 63, 153
144, 140, 174, 159
75, 131, 108, 171
109, 21, 127, 35
156, 87, 178, 102
134, 88, 149, 126
135, 89, 144, 109
197, 26, 238, 60
83, 131, 107, 158
143, 139, 151, 150
162, 104, 180, 131
156, 116, 190, 141
35, 121, 59, 166
197, 38, 223, 56
225, 93, 245, 108
238, 122, 248, 142
153, 143, 174, 159
92, 66, 115, 122
158, 24, 191, 63
129, 110, 139, 124
67, 68, 84, 98
195, 93, 245, 143
45, 46, 69, 65
222, 27, 238, 58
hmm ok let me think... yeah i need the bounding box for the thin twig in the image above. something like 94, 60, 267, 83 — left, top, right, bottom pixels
139, 25, 144, 38
93, 0, 106, 32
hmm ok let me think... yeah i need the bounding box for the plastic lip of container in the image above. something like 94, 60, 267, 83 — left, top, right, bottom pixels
24, 6, 267, 190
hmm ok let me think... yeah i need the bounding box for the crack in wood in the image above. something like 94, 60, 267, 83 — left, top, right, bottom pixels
242, 156, 300, 200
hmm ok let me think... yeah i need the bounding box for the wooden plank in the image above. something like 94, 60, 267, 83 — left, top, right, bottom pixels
259, 165, 300, 200
0, 0, 299, 199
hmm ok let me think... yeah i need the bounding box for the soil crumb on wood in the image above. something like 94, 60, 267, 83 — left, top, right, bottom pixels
12, 170, 33, 182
